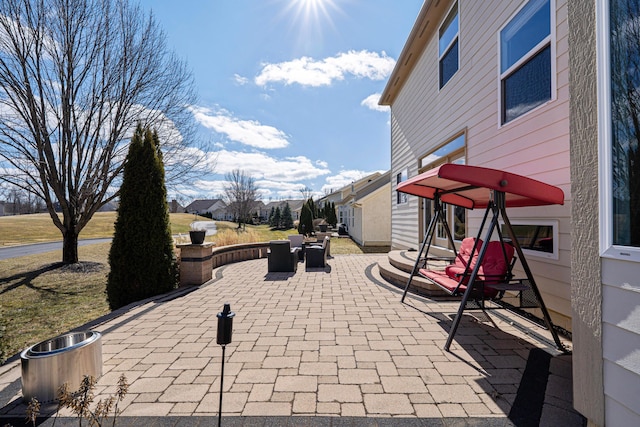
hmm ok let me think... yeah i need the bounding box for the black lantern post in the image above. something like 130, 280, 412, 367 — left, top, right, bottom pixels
216, 303, 234, 427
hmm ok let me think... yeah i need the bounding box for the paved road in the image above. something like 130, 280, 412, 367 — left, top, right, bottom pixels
0, 238, 112, 261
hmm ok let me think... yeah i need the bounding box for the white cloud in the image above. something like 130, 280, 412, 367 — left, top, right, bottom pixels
255, 50, 396, 87
233, 74, 249, 85
256, 179, 309, 199
190, 106, 290, 149
361, 93, 389, 112
215, 150, 331, 182
181, 172, 323, 202
192, 179, 227, 195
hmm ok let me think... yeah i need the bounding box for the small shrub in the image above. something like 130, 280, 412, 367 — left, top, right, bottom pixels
54, 374, 128, 426
26, 397, 40, 426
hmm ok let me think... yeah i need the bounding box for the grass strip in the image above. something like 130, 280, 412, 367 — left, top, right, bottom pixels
0, 243, 111, 363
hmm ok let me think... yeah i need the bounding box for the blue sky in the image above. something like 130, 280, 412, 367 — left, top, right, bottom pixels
139, 0, 422, 202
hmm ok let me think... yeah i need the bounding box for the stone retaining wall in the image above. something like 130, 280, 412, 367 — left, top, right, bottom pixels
177, 242, 271, 286
209, 242, 270, 269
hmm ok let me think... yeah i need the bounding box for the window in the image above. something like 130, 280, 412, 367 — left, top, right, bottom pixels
501, 220, 558, 259
599, 0, 640, 260
396, 168, 408, 205
420, 132, 467, 246
420, 133, 466, 169
439, 2, 459, 88
500, 0, 552, 124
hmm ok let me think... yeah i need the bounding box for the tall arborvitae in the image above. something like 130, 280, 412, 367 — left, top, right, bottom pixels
327, 201, 338, 227
281, 203, 294, 230
107, 125, 178, 309
272, 207, 281, 229
268, 207, 275, 226
298, 202, 314, 236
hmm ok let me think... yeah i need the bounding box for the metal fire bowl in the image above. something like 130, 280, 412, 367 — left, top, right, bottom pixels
20, 331, 102, 402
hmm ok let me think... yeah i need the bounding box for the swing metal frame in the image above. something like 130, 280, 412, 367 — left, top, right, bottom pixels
397, 163, 567, 352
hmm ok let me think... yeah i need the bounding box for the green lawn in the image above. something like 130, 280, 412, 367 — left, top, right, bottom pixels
0, 244, 111, 364
0, 212, 203, 246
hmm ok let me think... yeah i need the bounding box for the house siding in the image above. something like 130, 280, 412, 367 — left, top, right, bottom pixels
602, 261, 640, 426
389, 0, 571, 328
355, 182, 391, 246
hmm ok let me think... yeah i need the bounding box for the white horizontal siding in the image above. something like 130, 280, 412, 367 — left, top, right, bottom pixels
602, 258, 640, 425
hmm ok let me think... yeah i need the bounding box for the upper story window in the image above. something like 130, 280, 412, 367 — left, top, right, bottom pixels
439, 2, 459, 88
499, 0, 553, 124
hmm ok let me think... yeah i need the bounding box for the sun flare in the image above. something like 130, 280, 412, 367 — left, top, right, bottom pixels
279, 0, 344, 42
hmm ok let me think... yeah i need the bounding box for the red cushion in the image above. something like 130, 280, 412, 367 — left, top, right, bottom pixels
419, 268, 498, 298
445, 237, 482, 283
479, 241, 515, 284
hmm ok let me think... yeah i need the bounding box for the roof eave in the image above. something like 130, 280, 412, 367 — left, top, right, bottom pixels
379, 0, 441, 106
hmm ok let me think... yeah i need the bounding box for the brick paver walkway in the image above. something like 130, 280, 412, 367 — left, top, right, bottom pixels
0, 254, 583, 426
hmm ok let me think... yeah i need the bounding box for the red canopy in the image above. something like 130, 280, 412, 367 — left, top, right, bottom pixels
397, 163, 564, 209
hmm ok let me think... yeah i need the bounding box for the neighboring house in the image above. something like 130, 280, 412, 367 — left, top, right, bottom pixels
318, 190, 342, 207
184, 199, 226, 219
316, 171, 389, 243
570, 1, 640, 426
380, 0, 640, 425
169, 199, 186, 214
346, 171, 391, 246
318, 172, 383, 229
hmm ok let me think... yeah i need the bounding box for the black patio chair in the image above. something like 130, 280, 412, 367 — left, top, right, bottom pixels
267, 240, 299, 273
305, 236, 329, 268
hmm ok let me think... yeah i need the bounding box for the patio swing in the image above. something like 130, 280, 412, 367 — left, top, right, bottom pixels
397, 163, 567, 352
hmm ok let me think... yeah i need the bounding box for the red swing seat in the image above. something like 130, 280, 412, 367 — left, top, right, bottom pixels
418, 237, 515, 299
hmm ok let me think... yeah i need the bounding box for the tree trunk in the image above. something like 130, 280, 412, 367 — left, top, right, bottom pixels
62, 230, 79, 264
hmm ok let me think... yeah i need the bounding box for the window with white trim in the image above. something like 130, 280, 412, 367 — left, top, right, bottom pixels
501, 220, 559, 260
599, 0, 640, 259
499, 0, 553, 124
439, 2, 459, 88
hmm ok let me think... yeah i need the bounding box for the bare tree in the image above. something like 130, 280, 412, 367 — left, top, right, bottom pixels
299, 186, 314, 200
0, 0, 203, 263
223, 169, 258, 229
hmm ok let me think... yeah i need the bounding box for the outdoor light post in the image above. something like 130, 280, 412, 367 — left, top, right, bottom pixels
216, 303, 235, 427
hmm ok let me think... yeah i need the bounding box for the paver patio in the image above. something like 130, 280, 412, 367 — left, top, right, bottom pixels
0, 254, 584, 426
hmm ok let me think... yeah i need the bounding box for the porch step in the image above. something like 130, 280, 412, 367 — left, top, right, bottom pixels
387, 249, 421, 274
378, 252, 448, 297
